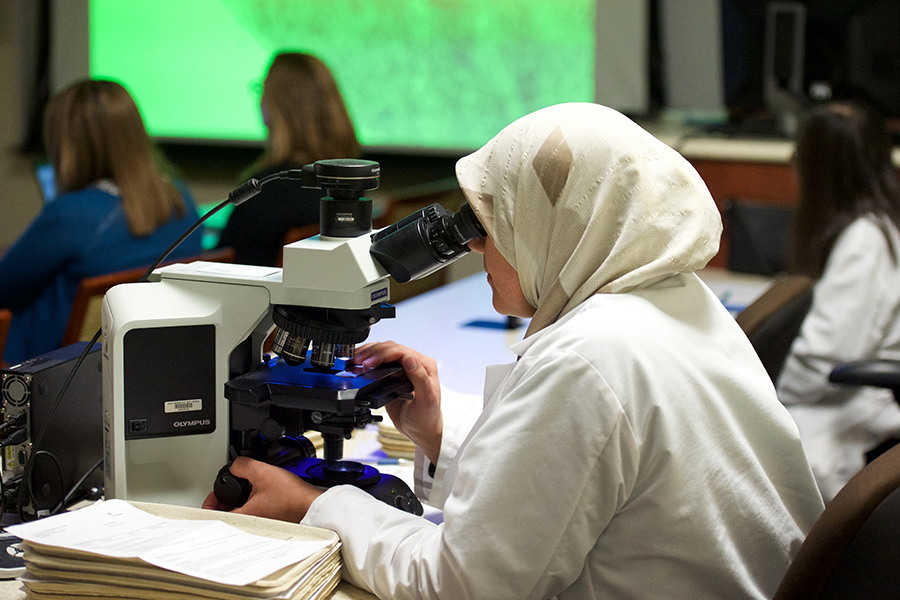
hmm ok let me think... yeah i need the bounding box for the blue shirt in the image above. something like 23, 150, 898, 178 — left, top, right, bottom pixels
0, 181, 203, 364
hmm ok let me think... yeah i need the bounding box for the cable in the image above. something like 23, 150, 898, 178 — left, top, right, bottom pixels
0, 413, 26, 436
50, 458, 103, 516
136, 170, 303, 282
19, 327, 101, 520
0, 476, 22, 519
19, 451, 62, 521
0, 430, 27, 449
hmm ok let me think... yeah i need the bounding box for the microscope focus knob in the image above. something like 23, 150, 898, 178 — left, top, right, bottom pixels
214, 465, 251, 508
260, 418, 285, 441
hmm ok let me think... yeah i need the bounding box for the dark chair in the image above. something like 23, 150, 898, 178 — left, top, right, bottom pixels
735, 274, 814, 383
0, 309, 11, 368
723, 197, 794, 276
830, 358, 900, 462
773, 441, 900, 599
773, 356, 900, 598
60, 247, 236, 346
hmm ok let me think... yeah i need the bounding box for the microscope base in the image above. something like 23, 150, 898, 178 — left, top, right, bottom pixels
282, 457, 423, 515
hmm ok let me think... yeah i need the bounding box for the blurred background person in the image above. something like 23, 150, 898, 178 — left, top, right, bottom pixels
777, 101, 900, 501
0, 79, 202, 365
216, 51, 360, 266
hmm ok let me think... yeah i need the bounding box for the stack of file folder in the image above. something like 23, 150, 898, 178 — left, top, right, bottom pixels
8, 500, 344, 600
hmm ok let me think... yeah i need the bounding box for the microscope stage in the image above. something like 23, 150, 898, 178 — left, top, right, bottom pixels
225, 356, 413, 413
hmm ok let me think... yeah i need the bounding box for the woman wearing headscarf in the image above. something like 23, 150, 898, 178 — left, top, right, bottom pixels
204, 103, 824, 599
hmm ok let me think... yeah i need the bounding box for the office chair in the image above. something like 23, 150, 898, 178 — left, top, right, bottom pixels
735, 274, 814, 383
773, 441, 900, 599
0, 309, 11, 368
773, 356, 900, 599
60, 247, 236, 346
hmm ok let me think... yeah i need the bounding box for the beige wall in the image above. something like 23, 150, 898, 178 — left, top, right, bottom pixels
0, 1, 44, 250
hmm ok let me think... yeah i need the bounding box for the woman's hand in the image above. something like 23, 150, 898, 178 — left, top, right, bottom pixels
352, 341, 443, 465
202, 457, 323, 522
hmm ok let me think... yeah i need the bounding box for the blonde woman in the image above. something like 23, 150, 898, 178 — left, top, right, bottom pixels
217, 52, 360, 266
0, 79, 201, 365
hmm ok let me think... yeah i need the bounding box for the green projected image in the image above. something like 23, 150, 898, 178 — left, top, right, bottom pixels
89, 0, 595, 152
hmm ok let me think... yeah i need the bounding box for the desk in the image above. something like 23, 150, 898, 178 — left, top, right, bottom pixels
697, 267, 772, 315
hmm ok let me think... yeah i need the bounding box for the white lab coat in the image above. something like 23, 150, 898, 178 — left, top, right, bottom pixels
777, 215, 900, 501
303, 274, 823, 599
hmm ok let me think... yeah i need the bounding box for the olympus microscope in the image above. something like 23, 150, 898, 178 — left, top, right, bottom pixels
101, 159, 484, 513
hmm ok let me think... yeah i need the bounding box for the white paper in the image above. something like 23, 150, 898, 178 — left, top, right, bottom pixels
7, 499, 332, 587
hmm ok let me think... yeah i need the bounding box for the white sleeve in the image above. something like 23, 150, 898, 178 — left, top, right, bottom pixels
302, 351, 634, 600
414, 386, 484, 504
777, 218, 900, 404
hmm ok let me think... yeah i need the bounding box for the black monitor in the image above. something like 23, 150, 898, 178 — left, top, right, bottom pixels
722, 0, 900, 134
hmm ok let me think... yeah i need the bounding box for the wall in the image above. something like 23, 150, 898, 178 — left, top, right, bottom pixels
0, 1, 44, 250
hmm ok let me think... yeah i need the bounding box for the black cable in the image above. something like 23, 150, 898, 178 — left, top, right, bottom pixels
0, 413, 26, 436
0, 430, 28, 449
20, 327, 101, 518
0, 476, 21, 519
19, 450, 62, 521
135, 170, 299, 282
50, 458, 103, 516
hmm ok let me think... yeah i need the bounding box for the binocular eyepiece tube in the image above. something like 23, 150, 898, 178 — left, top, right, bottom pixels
370, 202, 486, 284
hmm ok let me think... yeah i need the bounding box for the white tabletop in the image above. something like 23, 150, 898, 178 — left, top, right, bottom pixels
375, 273, 526, 397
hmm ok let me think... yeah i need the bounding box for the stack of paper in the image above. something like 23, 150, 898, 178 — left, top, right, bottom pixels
306, 430, 325, 455
7, 500, 342, 600
375, 417, 415, 460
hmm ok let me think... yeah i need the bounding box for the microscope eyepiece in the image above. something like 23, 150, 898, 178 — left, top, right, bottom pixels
369, 202, 486, 283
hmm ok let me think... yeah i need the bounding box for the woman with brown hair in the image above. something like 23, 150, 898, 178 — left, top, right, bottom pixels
777, 101, 900, 501
0, 79, 202, 365
216, 52, 361, 266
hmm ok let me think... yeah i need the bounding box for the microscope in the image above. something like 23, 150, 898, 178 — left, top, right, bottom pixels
101, 159, 484, 514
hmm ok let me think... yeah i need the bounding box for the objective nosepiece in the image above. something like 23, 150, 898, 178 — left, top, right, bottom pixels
271, 303, 395, 370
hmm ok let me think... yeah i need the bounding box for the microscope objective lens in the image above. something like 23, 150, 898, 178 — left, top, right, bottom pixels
311, 342, 337, 369
273, 329, 311, 367
335, 344, 356, 359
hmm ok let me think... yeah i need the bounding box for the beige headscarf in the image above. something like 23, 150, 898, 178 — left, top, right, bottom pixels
456, 103, 722, 337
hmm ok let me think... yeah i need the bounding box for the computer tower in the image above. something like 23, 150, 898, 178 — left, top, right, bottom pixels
0, 342, 102, 516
